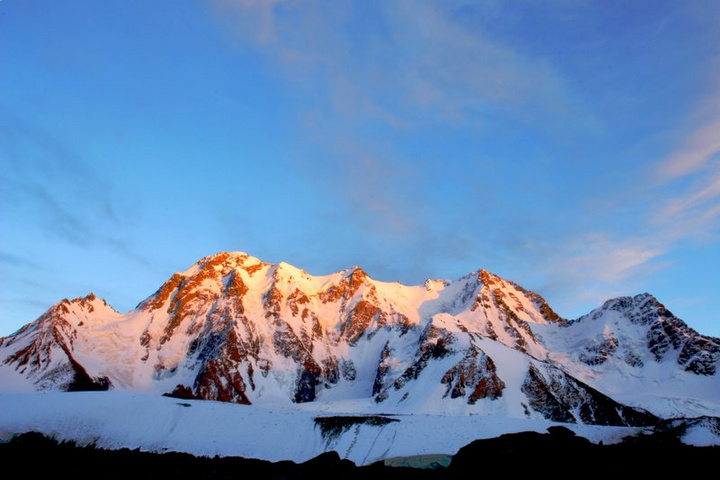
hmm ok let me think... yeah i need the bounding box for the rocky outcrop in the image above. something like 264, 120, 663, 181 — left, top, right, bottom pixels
521, 363, 657, 426
441, 346, 505, 403
2, 298, 110, 392
375, 324, 455, 402
572, 294, 720, 375
579, 334, 618, 366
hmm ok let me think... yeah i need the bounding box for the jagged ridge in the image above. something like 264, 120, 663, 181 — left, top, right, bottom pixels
1, 251, 718, 423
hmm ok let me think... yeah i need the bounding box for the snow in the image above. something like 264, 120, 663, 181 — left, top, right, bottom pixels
682, 422, 720, 447
2, 250, 718, 452
0, 392, 648, 464
532, 300, 720, 418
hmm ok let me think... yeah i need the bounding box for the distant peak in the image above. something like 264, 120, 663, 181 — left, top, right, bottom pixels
478, 268, 503, 285
274, 261, 306, 280
633, 292, 658, 303
69, 293, 104, 305
276, 261, 302, 271
68, 293, 114, 313
349, 266, 367, 276
601, 293, 661, 312
197, 251, 250, 267
424, 278, 451, 291
186, 251, 269, 277
207, 250, 249, 259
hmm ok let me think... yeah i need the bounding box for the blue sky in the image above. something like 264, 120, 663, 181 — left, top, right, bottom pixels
1, 0, 719, 337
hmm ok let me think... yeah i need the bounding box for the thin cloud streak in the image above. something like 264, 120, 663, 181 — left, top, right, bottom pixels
213, 0, 573, 128
0, 252, 38, 268
0, 107, 149, 267
652, 70, 720, 242
657, 117, 720, 180
211, 0, 578, 267
211, 0, 720, 320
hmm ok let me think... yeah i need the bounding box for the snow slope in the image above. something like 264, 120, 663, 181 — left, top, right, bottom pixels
533, 294, 720, 417
1, 251, 718, 424
0, 392, 653, 465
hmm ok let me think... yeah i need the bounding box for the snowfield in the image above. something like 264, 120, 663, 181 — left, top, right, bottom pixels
0, 392, 658, 465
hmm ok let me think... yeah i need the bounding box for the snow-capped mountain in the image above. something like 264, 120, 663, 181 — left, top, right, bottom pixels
1, 251, 718, 424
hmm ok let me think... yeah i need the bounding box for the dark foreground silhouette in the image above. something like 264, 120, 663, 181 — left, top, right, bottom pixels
2, 426, 717, 479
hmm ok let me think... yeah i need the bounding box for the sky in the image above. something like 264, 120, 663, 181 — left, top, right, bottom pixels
1, 0, 719, 337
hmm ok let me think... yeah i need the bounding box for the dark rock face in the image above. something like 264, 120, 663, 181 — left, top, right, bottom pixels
341, 300, 381, 344
521, 363, 657, 426
184, 322, 257, 404
295, 366, 320, 403
341, 359, 356, 381
678, 338, 720, 375
441, 346, 505, 403
163, 384, 198, 400
193, 336, 252, 404
579, 334, 619, 366
647, 314, 720, 375
629, 295, 719, 374
569, 294, 720, 376
521, 364, 575, 423
65, 356, 111, 392
373, 342, 392, 399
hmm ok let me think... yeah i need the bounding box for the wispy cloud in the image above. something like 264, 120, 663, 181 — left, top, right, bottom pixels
211, 0, 577, 268
539, 86, 720, 310
652, 60, 720, 241
655, 166, 720, 236
0, 106, 146, 265
657, 53, 720, 181
559, 233, 666, 284
211, 0, 720, 315
0, 252, 38, 268
213, 0, 572, 128
657, 117, 720, 180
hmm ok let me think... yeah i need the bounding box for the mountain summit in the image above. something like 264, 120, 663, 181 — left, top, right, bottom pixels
1, 251, 718, 422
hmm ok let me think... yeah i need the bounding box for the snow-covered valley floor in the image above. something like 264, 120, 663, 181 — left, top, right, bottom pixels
0, 392, 658, 465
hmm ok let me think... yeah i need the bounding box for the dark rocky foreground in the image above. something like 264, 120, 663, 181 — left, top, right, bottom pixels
3, 427, 717, 479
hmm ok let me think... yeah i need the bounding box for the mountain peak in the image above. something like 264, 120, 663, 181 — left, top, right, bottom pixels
598, 293, 666, 316
67, 293, 112, 313
2, 250, 718, 421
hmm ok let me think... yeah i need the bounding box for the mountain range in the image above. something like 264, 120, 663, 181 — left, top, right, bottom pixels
2, 251, 718, 426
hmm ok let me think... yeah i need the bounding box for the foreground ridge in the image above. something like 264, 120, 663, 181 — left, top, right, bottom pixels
3, 425, 718, 478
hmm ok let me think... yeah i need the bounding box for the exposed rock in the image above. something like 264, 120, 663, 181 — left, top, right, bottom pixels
341, 359, 356, 381
341, 300, 381, 344
521, 364, 657, 426
2, 302, 110, 392
391, 325, 455, 392
295, 362, 322, 403
163, 384, 198, 400
314, 415, 399, 443
441, 346, 505, 403
190, 328, 253, 404
570, 293, 719, 376
372, 342, 392, 399
579, 334, 619, 366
